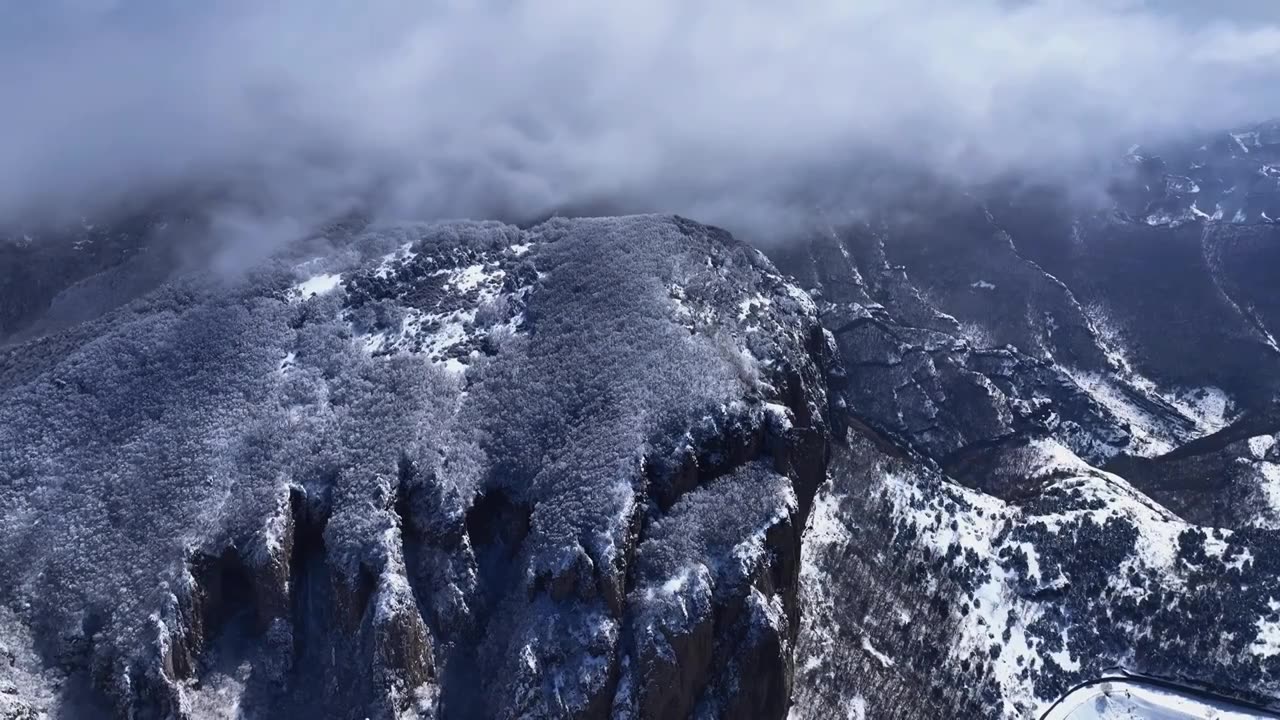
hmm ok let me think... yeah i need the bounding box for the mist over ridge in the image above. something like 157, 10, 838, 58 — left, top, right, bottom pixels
1, 0, 1279, 242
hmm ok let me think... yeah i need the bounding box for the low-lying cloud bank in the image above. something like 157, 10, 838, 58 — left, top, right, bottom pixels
2, 0, 1279, 239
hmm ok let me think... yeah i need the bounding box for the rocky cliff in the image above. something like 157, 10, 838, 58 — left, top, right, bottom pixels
0, 215, 832, 719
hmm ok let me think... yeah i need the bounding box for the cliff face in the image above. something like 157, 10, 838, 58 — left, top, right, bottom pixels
0, 215, 832, 720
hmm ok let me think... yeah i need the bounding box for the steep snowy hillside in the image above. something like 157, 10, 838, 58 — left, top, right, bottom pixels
791, 433, 1280, 719
774, 129, 1280, 719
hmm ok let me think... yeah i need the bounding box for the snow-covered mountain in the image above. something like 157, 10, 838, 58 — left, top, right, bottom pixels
2, 128, 1280, 719
0, 216, 833, 719
772, 126, 1280, 718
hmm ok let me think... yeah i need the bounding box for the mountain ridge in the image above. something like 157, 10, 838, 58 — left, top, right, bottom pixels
2, 126, 1280, 719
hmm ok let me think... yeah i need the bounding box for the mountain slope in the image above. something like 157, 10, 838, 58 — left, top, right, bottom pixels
0, 216, 831, 719
775, 128, 1280, 718
3, 127, 1280, 719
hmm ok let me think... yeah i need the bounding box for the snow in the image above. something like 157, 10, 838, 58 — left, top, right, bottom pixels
1044, 680, 1272, 719
860, 637, 895, 667
363, 331, 388, 353
783, 282, 819, 314
880, 440, 1219, 718
1020, 541, 1043, 582
756, 588, 788, 633
374, 242, 417, 278
293, 272, 343, 298
644, 564, 709, 604
1145, 209, 1194, 227
660, 567, 692, 596
1254, 594, 1280, 655
427, 262, 507, 303
804, 489, 851, 548
959, 320, 996, 348
764, 402, 794, 431
843, 695, 868, 720
1061, 370, 1177, 456
1048, 635, 1081, 673
1232, 131, 1259, 154
1248, 435, 1276, 459
1259, 462, 1280, 521
731, 482, 799, 574
1068, 307, 1235, 456
250, 487, 293, 563
795, 483, 855, 697
882, 472, 1042, 715
0, 610, 60, 718
441, 357, 468, 376
738, 294, 772, 320
345, 235, 538, 371
352, 304, 488, 373
182, 667, 248, 720
520, 644, 539, 673
1160, 386, 1231, 435
451, 264, 494, 292
1027, 438, 1099, 477
1189, 202, 1223, 221
398, 685, 442, 720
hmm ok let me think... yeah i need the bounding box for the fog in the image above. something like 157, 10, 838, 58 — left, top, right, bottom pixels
2, 0, 1279, 241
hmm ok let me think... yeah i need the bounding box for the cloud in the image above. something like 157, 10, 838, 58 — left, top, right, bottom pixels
1, 0, 1278, 239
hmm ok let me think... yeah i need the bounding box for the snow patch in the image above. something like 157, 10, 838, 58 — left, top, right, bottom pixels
374, 242, 417, 278
764, 402, 794, 431
1048, 637, 1081, 673
293, 272, 342, 299
451, 264, 498, 292
0, 610, 60, 718
1258, 462, 1280, 521
1248, 435, 1276, 459
804, 489, 851, 548
738, 294, 773, 320
1060, 370, 1176, 456
783, 282, 818, 314
1232, 131, 1260, 154
1189, 202, 1224, 221
1066, 308, 1234, 455
843, 695, 867, 720
860, 637, 895, 667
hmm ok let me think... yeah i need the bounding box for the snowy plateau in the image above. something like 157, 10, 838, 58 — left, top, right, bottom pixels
2, 123, 1280, 719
